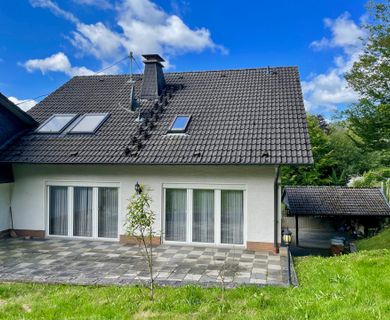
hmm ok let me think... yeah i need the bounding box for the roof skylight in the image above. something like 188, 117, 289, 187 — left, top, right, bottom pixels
37, 114, 77, 133
169, 115, 191, 133
69, 113, 109, 133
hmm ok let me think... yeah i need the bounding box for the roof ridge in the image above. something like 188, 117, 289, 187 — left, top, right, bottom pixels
73, 66, 299, 78
284, 186, 382, 190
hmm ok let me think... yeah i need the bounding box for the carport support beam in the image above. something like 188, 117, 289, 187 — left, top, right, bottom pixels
295, 214, 299, 247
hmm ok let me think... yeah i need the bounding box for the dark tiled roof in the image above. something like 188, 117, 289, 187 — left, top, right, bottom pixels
283, 187, 390, 216
0, 67, 313, 165
0, 93, 37, 127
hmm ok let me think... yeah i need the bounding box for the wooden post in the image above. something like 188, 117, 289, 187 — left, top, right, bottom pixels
295, 214, 299, 247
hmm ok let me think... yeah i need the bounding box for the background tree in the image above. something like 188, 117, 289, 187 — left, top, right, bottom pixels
282, 115, 373, 186
345, 0, 390, 164
350, 168, 390, 188
282, 115, 337, 186
125, 184, 157, 300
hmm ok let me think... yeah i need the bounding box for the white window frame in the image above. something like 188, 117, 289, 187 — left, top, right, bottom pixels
162, 183, 247, 248
67, 113, 110, 134
36, 114, 78, 134
45, 180, 121, 242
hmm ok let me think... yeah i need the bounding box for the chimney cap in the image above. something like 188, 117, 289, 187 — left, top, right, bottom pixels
142, 54, 165, 63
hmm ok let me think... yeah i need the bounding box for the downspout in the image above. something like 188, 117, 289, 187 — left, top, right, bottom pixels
274, 165, 280, 252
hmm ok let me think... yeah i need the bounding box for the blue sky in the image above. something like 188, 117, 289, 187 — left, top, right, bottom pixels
0, 0, 368, 115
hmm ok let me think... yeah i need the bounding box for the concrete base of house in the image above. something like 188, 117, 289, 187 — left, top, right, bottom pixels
14, 229, 45, 239
119, 235, 161, 246
246, 241, 278, 253
0, 229, 10, 239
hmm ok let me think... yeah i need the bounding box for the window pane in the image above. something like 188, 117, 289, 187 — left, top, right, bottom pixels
73, 187, 93, 237
98, 188, 118, 238
49, 186, 68, 235
192, 190, 214, 243
221, 190, 243, 244
165, 189, 187, 241
38, 115, 75, 133
70, 114, 107, 133
170, 116, 190, 132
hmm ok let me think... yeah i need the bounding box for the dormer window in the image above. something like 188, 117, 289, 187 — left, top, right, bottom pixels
169, 115, 191, 133
36, 114, 77, 133
69, 113, 109, 134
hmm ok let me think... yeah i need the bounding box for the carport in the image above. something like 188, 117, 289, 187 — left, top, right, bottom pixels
282, 187, 390, 248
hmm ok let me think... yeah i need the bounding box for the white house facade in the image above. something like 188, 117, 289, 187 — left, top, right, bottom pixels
6, 164, 280, 251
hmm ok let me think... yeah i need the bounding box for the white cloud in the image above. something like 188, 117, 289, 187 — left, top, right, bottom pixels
8, 96, 38, 112
29, 0, 79, 23
72, 0, 113, 9
302, 70, 358, 112
303, 13, 365, 113
310, 13, 365, 53
117, 0, 226, 58
22, 52, 94, 77
70, 22, 124, 61
29, 0, 225, 72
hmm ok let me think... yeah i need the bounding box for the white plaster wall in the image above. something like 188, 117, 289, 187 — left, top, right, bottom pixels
11, 164, 278, 244
0, 183, 11, 231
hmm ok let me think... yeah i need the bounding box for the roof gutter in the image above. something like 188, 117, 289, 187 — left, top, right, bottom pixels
274, 165, 280, 252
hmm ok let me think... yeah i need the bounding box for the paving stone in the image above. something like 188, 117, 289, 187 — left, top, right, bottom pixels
250, 278, 267, 284
252, 273, 267, 280
252, 268, 267, 274
0, 238, 289, 287
39, 259, 56, 265
184, 274, 202, 281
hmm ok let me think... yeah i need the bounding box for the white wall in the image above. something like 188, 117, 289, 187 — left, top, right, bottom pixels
12, 164, 278, 245
0, 183, 11, 231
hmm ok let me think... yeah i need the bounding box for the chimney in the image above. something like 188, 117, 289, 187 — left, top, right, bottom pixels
140, 54, 166, 100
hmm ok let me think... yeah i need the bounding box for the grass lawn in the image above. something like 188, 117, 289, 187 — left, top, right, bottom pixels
356, 227, 390, 251
0, 235, 389, 319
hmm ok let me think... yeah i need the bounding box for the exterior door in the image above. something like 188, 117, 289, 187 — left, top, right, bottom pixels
164, 187, 244, 245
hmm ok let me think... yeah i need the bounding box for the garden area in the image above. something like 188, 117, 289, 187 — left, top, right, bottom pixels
0, 228, 389, 319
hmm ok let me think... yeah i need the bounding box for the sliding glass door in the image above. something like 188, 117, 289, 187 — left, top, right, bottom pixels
165, 189, 187, 241
192, 190, 214, 243
164, 187, 244, 245
98, 187, 118, 238
73, 187, 93, 237
221, 190, 243, 244
49, 186, 68, 236
48, 185, 118, 239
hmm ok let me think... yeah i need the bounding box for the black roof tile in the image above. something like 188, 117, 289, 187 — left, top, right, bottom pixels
0, 67, 312, 165
283, 186, 390, 216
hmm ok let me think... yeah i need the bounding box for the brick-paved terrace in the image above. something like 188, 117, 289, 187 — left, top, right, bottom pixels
0, 238, 291, 287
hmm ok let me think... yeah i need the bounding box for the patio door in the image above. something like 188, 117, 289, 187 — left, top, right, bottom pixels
48, 185, 119, 240
164, 187, 244, 245
73, 187, 93, 237
165, 189, 187, 241
192, 189, 214, 243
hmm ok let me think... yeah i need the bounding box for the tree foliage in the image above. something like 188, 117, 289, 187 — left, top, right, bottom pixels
345, 0, 390, 163
285, 1, 390, 187
350, 167, 390, 187
282, 115, 373, 186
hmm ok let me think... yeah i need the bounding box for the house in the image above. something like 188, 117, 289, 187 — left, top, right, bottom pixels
0, 54, 312, 251
282, 186, 390, 247
0, 93, 37, 236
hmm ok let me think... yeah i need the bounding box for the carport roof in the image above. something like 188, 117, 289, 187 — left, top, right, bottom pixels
282, 186, 390, 216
